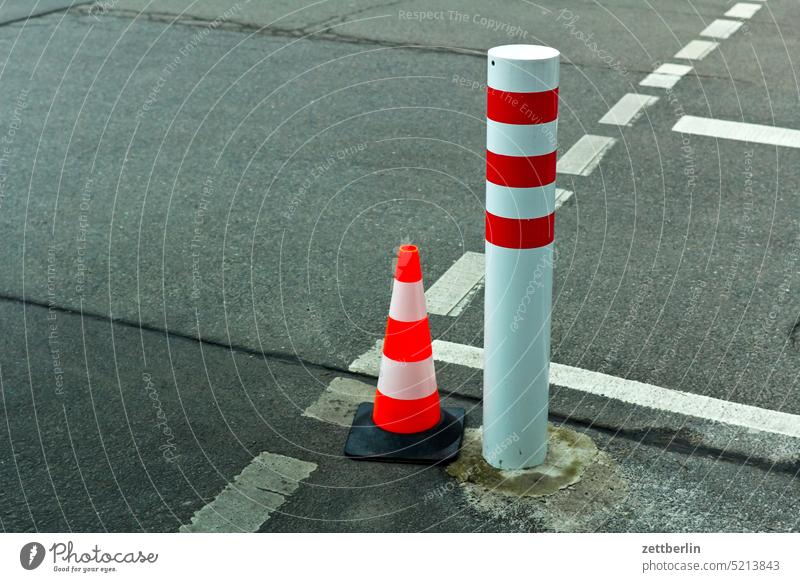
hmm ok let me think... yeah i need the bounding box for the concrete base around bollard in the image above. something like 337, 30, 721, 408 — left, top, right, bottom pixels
448, 424, 599, 497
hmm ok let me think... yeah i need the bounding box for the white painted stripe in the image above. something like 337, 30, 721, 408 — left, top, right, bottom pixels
349, 339, 384, 376
549, 364, 800, 440
303, 377, 374, 426
556, 134, 617, 176
654, 63, 693, 76
180, 452, 316, 532
377, 354, 437, 400
554, 188, 573, 210
486, 181, 555, 219
349, 340, 800, 439
725, 3, 762, 19
598, 93, 659, 127
432, 339, 484, 370
389, 279, 427, 322
639, 63, 693, 89
486, 118, 558, 157
672, 116, 800, 148
639, 73, 682, 89
425, 251, 485, 316
700, 19, 742, 39
674, 39, 718, 60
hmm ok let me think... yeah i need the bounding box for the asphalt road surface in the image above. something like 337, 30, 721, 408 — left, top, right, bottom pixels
0, 0, 798, 532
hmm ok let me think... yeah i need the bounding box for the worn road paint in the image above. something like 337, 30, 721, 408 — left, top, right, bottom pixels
426, 251, 486, 316
180, 452, 316, 532
725, 3, 762, 19
599, 93, 659, 126
349, 339, 800, 439
639, 73, 681, 89
699, 19, 743, 39
303, 377, 374, 426
639, 63, 692, 89
556, 135, 617, 176
653, 63, 693, 77
673, 116, 800, 148
674, 40, 719, 60
349, 339, 384, 376
554, 188, 573, 210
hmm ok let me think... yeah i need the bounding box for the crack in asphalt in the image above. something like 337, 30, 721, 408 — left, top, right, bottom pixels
65, 5, 775, 85
1, 291, 797, 477
0, 2, 92, 29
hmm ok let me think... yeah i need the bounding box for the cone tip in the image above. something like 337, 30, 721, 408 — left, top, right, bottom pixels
395, 244, 422, 282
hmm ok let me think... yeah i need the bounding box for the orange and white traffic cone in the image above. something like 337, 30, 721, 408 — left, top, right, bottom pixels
344, 245, 465, 464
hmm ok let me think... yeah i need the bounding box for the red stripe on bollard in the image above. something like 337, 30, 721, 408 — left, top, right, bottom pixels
487, 87, 558, 124
382, 316, 433, 362
486, 150, 557, 188
485, 211, 554, 249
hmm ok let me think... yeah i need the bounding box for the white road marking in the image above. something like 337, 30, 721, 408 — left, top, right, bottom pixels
549, 364, 800, 440
638, 74, 680, 90
554, 188, 573, 210
673, 116, 800, 148
349, 339, 383, 376
425, 251, 485, 316
639, 63, 693, 89
700, 19, 743, 39
674, 39, 718, 60
180, 452, 316, 532
653, 63, 694, 77
303, 377, 374, 426
725, 3, 762, 19
432, 339, 484, 369
348, 339, 800, 439
557, 135, 617, 176
599, 93, 659, 126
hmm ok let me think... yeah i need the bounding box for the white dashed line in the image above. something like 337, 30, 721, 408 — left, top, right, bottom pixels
654, 63, 695, 76
673, 116, 800, 148
700, 19, 743, 39
639, 63, 693, 89
425, 251, 485, 316
674, 39, 719, 60
180, 452, 316, 532
557, 135, 617, 176
349, 339, 800, 439
639, 75, 681, 90
303, 377, 374, 426
725, 2, 762, 19
599, 93, 659, 127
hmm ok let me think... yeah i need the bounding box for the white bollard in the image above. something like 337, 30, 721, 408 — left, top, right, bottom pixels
483, 45, 559, 469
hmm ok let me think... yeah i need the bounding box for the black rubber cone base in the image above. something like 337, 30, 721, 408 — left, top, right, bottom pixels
344, 402, 465, 464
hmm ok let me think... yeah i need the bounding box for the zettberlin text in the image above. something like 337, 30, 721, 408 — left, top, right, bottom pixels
642, 543, 701, 554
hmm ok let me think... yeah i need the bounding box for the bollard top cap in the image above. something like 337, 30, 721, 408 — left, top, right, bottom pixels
488, 45, 559, 62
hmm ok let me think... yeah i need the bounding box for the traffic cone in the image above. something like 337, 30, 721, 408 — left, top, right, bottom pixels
344, 245, 465, 464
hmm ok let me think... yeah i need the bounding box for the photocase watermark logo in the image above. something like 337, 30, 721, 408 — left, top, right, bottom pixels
20, 542, 46, 570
